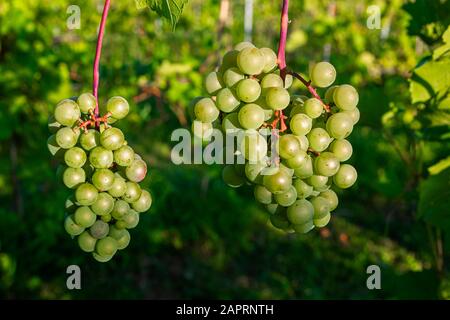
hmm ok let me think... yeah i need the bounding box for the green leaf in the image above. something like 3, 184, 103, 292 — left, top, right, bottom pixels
409, 59, 450, 104
428, 157, 450, 175
418, 168, 450, 231
433, 25, 450, 60
146, 0, 188, 30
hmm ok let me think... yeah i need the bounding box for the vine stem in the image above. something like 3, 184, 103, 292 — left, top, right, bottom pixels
288, 71, 331, 112
276, 0, 289, 132
93, 0, 111, 117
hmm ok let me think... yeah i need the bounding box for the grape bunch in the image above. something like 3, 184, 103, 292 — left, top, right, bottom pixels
47, 93, 152, 262
190, 42, 359, 234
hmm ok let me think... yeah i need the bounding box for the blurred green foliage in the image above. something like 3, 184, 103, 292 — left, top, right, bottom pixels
0, 0, 449, 299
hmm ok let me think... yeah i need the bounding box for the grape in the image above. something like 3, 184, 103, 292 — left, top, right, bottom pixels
293, 179, 314, 199
54, 99, 81, 127
220, 50, 239, 72
295, 135, 309, 151
122, 209, 140, 229
270, 210, 291, 230
234, 41, 255, 51
325, 85, 339, 103
65, 195, 77, 214
238, 104, 265, 129
239, 130, 268, 162
80, 129, 100, 151
191, 120, 213, 140
89, 146, 113, 169
131, 189, 152, 213
293, 156, 313, 179
110, 228, 131, 250
333, 164, 357, 189
343, 107, 360, 124
114, 145, 135, 167
222, 165, 245, 188
260, 47, 277, 73
329, 139, 353, 162
194, 98, 220, 123
56, 127, 78, 149
64, 214, 85, 236
64, 147, 86, 168
91, 192, 115, 216
265, 87, 290, 110
92, 169, 115, 191
277, 134, 301, 159
110, 200, 129, 220
320, 190, 338, 211
286, 199, 314, 225
310, 196, 330, 219
310, 62, 336, 88
284, 74, 293, 89
307, 128, 331, 152
237, 47, 265, 75
96, 236, 118, 257
290, 114, 312, 136
245, 162, 266, 183
89, 220, 110, 239
314, 213, 331, 228
100, 127, 125, 151
236, 79, 261, 103
123, 182, 142, 203
314, 152, 340, 176
216, 88, 240, 112
222, 113, 242, 133
260, 74, 283, 89
254, 185, 273, 204
285, 150, 308, 169
74, 206, 96, 228
326, 113, 353, 139
126, 159, 147, 182
78, 231, 97, 252
265, 203, 279, 215
77, 93, 96, 114
205, 72, 223, 95
92, 252, 114, 263
48, 115, 61, 133
223, 68, 245, 88
307, 175, 329, 191
75, 183, 98, 206
333, 84, 359, 110
107, 174, 127, 198
47, 135, 63, 156
107, 96, 129, 119
63, 167, 86, 189
274, 186, 297, 207
304, 98, 323, 119
263, 168, 292, 194
292, 221, 315, 234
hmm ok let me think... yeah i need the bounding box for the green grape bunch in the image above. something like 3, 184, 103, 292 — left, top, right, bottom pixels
190, 42, 359, 234
47, 93, 153, 262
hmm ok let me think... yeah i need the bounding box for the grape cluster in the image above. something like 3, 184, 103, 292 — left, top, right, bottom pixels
190, 42, 359, 234
47, 93, 152, 262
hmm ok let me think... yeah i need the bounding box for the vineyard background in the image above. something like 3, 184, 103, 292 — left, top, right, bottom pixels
0, 0, 449, 299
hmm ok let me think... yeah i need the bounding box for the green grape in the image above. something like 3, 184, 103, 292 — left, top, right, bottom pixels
194, 97, 220, 123
223, 67, 245, 88
123, 181, 142, 203
92, 252, 114, 263
101, 213, 112, 223
293, 179, 314, 199
48, 115, 61, 133
285, 150, 308, 168
270, 209, 291, 230
63, 167, 86, 189
314, 213, 331, 228
265, 203, 279, 215
236, 78, 261, 103
75, 183, 98, 206
122, 209, 140, 229
126, 159, 147, 182
92, 169, 115, 191
64, 147, 86, 168
77, 93, 96, 114
310, 62, 336, 88
254, 185, 273, 204
325, 85, 339, 104
47, 135, 63, 156
191, 120, 213, 140
326, 113, 353, 139
343, 107, 360, 124
274, 185, 297, 207
293, 221, 315, 234
314, 152, 340, 177
78, 231, 97, 252
293, 155, 313, 179
294, 135, 309, 151
307, 175, 329, 191
320, 189, 338, 211
65, 195, 77, 214
89, 220, 110, 239
107, 96, 129, 119
222, 112, 242, 133
333, 84, 359, 110
263, 168, 292, 194
255, 97, 274, 120
307, 128, 331, 152
108, 174, 127, 197
56, 127, 78, 149
234, 41, 255, 51
277, 134, 301, 159
80, 129, 100, 151
280, 163, 295, 177
284, 74, 293, 89
108, 227, 130, 250
260, 47, 277, 73
216, 88, 240, 112
238, 104, 265, 129
96, 236, 118, 257
115, 220, 127, 229
114, 145, 135, 167
222, 165, 245, 188
245, 162, 266, 183
239, 130, 268, 162
260, 73, 283, 89
74, 206, 96, 228
100, 127, 125, 151
265, 87, 290, 110
290, 114, 312, 136
111, 200, 130, 220
333, 164, 357, 189
91, 192, 114, 216
286, 199, 314, 225
54, 99, 81, 127
205, 71, 223, 95
304, 98, 323, 119
131, 189, 152, 213
237, 47, 265, 75
310, 196, 330, 219
329, 139, 353, 162
220, 50, 239, 72
64, 214, 85, 236
89, 146, 113, 169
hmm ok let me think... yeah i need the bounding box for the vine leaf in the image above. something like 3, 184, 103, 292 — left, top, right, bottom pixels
140, 0, 188, 30
428, 157, 450, 175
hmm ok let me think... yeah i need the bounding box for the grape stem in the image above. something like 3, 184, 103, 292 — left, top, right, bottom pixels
288, 71, 331, 113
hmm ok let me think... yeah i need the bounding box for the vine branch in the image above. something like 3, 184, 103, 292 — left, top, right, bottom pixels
275, 0, 289, 132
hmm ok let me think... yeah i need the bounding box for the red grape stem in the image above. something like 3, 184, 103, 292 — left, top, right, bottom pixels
275, 0, 289, 132
93, 0, 111, 117
78, 111, 112, 131
288, 71, 331, 113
